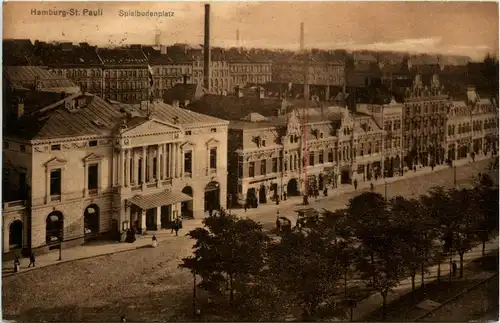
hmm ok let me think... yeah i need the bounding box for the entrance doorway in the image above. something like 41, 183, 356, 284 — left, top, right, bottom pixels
84, 204, 100, 241
287, 178, 299, 196
246, 188, 257, 208
259, 185, 267, 204
270, 183, 278, 200
204, 181, 220, 211
46, 211, 64, 246
160, 205, 172, 228
318, 174, 324, 190
181, 186, 194, 218
9, 220, 22, 250
340, 168, 350, 184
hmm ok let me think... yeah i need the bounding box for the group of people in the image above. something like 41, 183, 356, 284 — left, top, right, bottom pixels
13, 251, 36, 273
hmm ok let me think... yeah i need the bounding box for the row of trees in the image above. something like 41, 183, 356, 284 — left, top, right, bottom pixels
180, 175, 498, 321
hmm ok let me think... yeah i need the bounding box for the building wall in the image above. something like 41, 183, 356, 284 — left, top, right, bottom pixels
151, 63, 193, 98
193, 60, 231, 93
272, 62, 345, 86
103, 67, 149, 103
50, 67, 104, 96
229, 62, 272, 88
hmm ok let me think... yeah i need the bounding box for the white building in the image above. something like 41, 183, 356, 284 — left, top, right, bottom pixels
3, 91, 228, 256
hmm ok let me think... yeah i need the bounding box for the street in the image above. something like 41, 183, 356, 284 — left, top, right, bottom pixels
2, 158, 494, 322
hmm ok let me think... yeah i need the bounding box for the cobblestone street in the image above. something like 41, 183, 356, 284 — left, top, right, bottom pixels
2, 157, 495, 322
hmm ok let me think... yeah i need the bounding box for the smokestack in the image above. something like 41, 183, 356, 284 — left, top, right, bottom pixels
155, 30, 161, 47
204, 4, 211, 91
300, 22, 304, 52
236, 29, 240, 47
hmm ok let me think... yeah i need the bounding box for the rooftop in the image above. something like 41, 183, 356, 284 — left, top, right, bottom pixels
4, 66, 79, 92
36, 43, 102, 66
97, 48, 148, 65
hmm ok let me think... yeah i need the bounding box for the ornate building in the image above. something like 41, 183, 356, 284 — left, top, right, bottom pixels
2, 92, 228, 256
446, 87, 499, 161
226, 104, 391, 208
402, 74, 450, 169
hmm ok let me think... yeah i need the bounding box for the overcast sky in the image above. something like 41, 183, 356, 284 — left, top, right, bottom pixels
3, 1, 498, 60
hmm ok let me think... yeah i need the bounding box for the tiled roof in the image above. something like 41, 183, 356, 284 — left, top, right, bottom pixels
187, 94, 283, 120
4, 66, 79, 92
97, 48, 148, 65
147, 53, 173, 65
5, 94, 124, 139
36, 44, 102, 66
146, 101, 229, 126
3, 39, 44, 66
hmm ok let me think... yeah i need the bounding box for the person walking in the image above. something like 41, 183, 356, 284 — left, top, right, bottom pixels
452, 261, 457, 277
353, 179, 358, 190
28, 251, 36, 268
370, 183, 374, 191
174, 219, 180, 236
244, 203, 247, 212
276, 217, 281, 233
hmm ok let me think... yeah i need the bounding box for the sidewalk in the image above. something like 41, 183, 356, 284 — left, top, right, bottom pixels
351, 236, 499, 321
2, 156, 491, 277
2, 218, 204, 277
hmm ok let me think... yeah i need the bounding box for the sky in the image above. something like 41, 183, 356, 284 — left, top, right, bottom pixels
3, 1, 499, 60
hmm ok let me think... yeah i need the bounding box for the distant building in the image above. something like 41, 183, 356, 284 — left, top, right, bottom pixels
3, 65, 80, 93
191, 47, 231, 93
97, 47, 150, 103
446, 87, 499, 161
228, 48, 272, 88
2, 91, 228, 256
3, 39, 44, 66
36, 42, 104, 96
401, 74, 451, 168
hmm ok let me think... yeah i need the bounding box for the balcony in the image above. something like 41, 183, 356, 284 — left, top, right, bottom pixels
88, 189, 99, 197
50, 195, 61, 202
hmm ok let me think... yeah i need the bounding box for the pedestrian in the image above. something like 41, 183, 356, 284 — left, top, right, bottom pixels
323, 187, 328, 197
452, 261, 457, 277
244, 203, 247, 212
283, 191, 287, 200
370, 183, 374, 191
478, 172, 482, 180
353, 179, 358, 190
152, 234, 158, 247
276, 217, 281, 233
208, 208, 213, 217
174, 219, 180, 236
27, 251, 36, 268
170, 221, 175, 234
14, 255, 21, 273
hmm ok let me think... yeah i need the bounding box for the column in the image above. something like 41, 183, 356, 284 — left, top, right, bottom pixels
119, 149, 125, 186
163, 143, 168, 179
133, 149, 138, 184
178, 144, 183, 177
139, 210, 146, 233
156, 206, 161, 230
141, 146, 146, 185
171, 143, 176, 178
83, 162, 88, 196
156, 145, 161, 181
148, 146, 154, 182
124, 149, 129, 187
454, 143, 458, 160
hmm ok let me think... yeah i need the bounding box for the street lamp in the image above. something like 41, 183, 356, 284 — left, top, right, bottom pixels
384, 180, 388, 201
58, 227, 63, 261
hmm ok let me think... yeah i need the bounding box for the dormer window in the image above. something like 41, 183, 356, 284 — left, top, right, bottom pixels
211, 128, 217, 133
89, 140, 98, 147
51, 144, 61, 151
185, 131, 192, 136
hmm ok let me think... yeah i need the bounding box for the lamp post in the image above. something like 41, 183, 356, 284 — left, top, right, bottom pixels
228, 194, 232, 216
384, 180, 388, 201
453, 165, 457, 187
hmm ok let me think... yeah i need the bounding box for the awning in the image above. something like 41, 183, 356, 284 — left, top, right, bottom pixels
129, 190, 193, 210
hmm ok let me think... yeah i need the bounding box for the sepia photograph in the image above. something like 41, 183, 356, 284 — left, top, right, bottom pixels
1, 1, 499, 322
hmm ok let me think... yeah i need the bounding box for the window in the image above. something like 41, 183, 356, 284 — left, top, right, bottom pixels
89, 140, 98, 147
272, 157, 278, 173
328, 150, 334, 162
51, 144, 61, 151
20, 145, 26, 153
18, 172, 27, 199
211, 128, 217, 133
88, 164, 98, 190
153, 157, 157, 178
238, 156, 243, 178
138, 158, 143, 183
50, 169, 62, 196
260, 160, 267, 175
319, 151, 324, 164
309, 152, 315, 166
185, 131, 192, 136
184, 151, 192, 174
249, 162, 255, 177
210, 148, 217, 169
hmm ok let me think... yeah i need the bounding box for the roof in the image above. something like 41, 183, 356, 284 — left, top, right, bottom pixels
3, 39, 44, 66
240, 112, 268, 122
163, 83, 206, 104
36, 43, 102, 66
4, 66, 79, 92
97, 48, 148, 65
187, 94, 283, 120
145, 101, 229, 126
410, 64, 441, 75
129, 190, 192, 210
353, 52, 378, 63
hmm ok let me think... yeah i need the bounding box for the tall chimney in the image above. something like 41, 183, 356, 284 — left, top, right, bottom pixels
236, 29, 240, 47
204, 4, 211, 91
300, 22, 305, 52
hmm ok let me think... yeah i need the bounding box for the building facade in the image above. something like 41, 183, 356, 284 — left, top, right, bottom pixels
402, 74, 450, 169
98, 48, 150, 103
227, 105, 394, 208
228, 50, 272, 88
2, 93, 228, 256
446, 87, 499, 162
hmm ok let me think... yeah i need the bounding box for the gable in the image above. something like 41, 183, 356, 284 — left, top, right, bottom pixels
83, 153, 103, 163
121, 119, 181, 137
205, 138, 220, 147
45, 157, 67, 168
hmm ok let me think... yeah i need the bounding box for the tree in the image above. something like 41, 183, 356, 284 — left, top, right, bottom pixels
346, 192, 407, 320
473, 182, 499, 255
180, 212, 270, 308
267, 229, 346, 321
